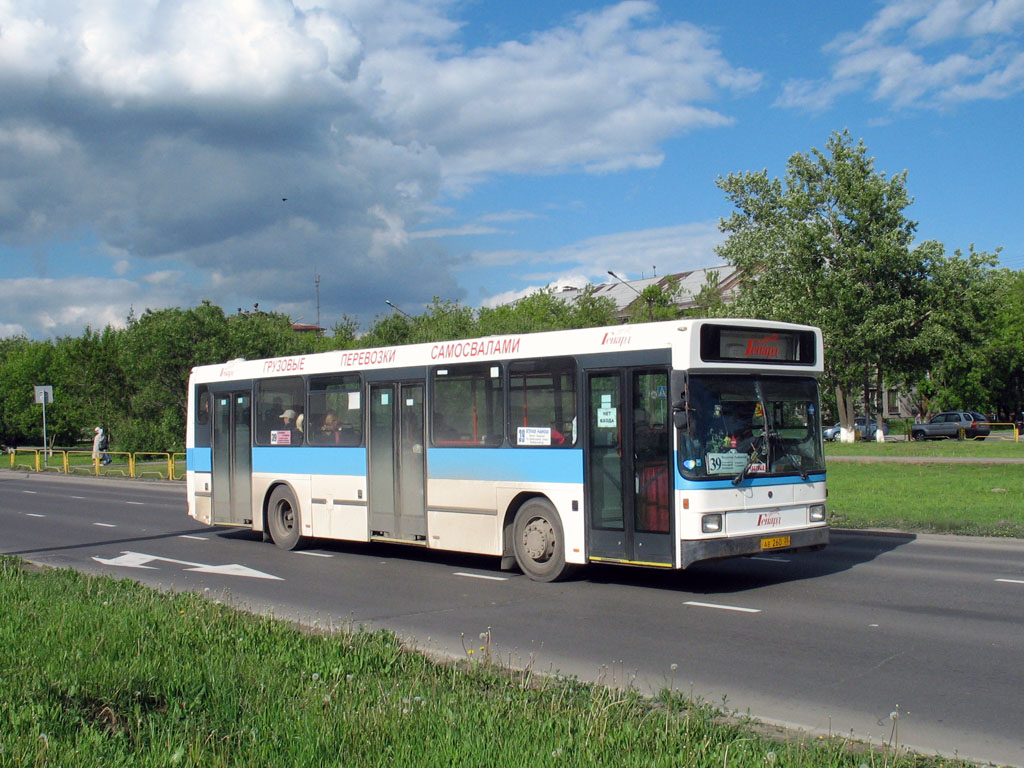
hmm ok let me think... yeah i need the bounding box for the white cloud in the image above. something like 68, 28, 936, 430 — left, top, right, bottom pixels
474, 221, 723, 308
0, 1, 760, 338
357, 1, 760, 188
778, 0, 1024, 111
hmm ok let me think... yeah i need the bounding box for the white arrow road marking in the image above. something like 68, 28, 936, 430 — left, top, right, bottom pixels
92, 551, 283, 580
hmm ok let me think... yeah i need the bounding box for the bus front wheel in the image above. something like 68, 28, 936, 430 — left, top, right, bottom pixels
513, 499, 569, 582
267, 485, 304, 551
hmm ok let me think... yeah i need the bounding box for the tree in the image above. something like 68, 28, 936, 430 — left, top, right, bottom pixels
0, 337, 55, 447
476, 286, 617, 335
51, 326, 127, 446
716, 130, 950, 440
119, 302, 232, 451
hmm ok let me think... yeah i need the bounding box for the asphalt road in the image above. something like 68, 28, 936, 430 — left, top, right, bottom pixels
2, 471, 1022, 766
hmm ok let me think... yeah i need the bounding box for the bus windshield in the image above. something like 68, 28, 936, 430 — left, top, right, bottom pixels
678, 375, 824, 481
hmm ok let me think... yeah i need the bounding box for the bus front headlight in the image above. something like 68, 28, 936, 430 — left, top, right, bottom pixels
809, 504, 826, 523
701, 513, 723, 533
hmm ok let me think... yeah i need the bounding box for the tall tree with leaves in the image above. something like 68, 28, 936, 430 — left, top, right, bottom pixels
716, 130, 948, 440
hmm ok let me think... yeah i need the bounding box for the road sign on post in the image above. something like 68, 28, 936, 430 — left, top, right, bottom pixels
34, 386, 53, 467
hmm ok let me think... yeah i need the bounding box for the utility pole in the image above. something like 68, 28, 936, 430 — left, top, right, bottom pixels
315, 272, 321, 329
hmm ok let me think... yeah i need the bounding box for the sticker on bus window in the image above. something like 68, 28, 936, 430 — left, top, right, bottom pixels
597, 407, 617, 428
517, 427, 552, 446
348, 392, 361, 410
381, 392, 390, 405
270, 430, 292, 446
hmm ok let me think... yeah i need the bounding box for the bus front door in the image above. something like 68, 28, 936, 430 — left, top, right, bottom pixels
586, 369, 673, 566
211, 391, 252, 525
368, 381, 427, 542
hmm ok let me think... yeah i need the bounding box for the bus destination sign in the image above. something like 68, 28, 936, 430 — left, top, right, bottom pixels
700, 325, 815, 365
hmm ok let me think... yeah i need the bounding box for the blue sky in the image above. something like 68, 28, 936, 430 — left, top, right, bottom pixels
1, 0, 1022, 339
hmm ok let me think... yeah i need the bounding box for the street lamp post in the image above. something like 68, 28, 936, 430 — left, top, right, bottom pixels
385, 300, 413, 319
607, 271, 653, 322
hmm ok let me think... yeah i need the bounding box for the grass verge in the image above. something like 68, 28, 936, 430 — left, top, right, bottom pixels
825, 440, 1024, 459
826, 461, 1024, 536
1, 558, 965, 768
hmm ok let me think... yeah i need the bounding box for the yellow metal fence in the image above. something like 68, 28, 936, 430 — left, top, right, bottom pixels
8, 449, 186, 480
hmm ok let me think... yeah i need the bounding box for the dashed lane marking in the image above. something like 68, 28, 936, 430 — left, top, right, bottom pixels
453, 572, 509, 581
179, 535, 208, 541
94, 523, 116, 528
297, 551, 333, 558
996, 578, 1024, 585
684, 601, 761, 614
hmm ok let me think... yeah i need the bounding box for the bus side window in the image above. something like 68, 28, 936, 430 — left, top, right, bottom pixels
195, 385, 210, 426
431, 363, 504, 447
255, 377, 305, 446
308, 374, 363, 447
509, 357, 577, 448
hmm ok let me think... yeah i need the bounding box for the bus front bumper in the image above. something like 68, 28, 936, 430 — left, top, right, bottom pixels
680, 526, 829, 568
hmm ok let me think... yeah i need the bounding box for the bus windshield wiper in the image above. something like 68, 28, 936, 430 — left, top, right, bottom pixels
734, 380, 769, 486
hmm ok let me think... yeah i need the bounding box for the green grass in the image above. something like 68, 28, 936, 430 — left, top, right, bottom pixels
1, 559, 961, 768
826, 461, 1024, 536
825, 439, 1024, 459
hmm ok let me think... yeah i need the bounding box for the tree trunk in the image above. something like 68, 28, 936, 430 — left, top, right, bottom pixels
836, 384, 856, 443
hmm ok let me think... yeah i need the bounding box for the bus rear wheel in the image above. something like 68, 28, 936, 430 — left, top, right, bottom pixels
267, 485, 304, 550
513, 499, 569, 582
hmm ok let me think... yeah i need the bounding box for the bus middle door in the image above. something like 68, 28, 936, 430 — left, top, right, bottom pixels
368, 380, 427, 542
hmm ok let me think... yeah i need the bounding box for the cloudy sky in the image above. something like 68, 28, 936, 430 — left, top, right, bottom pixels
2, 0, 1022, 339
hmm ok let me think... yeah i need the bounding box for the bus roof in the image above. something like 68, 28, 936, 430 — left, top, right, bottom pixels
189, 318, 823, 383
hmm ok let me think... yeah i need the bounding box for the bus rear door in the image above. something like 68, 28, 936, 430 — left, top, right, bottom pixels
211, 390, 253, 525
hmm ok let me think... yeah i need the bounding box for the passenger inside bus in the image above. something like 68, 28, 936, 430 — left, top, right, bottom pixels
279, 408, 304, 445
320, 412, 342, 444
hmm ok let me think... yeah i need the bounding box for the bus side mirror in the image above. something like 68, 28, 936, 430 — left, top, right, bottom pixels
672, 399, 689, 431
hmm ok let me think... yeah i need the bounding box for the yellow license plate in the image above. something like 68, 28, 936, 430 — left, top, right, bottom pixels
761, 536, 791, 550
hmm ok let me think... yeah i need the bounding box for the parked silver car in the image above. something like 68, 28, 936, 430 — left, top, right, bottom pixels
910, 411, 991, 440
823, 417, 888, 441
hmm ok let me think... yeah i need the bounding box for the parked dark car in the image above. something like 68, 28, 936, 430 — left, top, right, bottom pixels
910, 411, 991, 441
823, 417, 889, 441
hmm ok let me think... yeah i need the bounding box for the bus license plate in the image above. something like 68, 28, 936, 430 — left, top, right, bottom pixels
761, 536, 791, 550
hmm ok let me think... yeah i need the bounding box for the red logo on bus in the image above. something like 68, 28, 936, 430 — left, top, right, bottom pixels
746, 333, 780, 359
757, 511, 782, 527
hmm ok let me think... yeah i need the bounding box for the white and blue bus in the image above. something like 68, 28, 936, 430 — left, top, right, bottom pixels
186, 318, 827, 581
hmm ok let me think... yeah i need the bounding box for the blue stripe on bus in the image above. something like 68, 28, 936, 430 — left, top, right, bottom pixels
428, 447, 584, 484
673, 461, 825, 489
187, 447, 212, 472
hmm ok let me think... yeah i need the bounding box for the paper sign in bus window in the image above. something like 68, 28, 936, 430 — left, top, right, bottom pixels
270, 430, 292, 446
597, 407, 617, 428
517, 427, 552, 446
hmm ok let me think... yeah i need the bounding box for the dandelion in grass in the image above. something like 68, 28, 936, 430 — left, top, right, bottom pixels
765, 751, 777, 764
551, 748, 563, 757
311, 673, 319, 682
